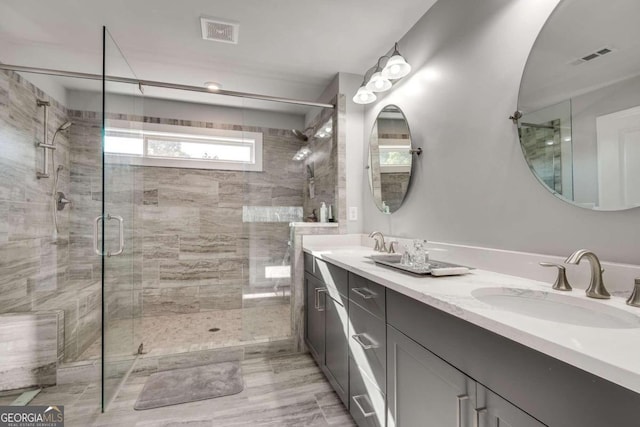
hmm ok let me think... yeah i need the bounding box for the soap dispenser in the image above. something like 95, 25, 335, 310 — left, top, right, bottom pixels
320, 202, 327, 223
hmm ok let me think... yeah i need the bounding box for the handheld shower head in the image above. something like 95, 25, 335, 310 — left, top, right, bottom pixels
58, 121, 72, 131
51, 122, 72, 147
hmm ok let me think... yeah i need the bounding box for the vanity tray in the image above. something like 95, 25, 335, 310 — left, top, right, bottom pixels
368, 254, 472, 276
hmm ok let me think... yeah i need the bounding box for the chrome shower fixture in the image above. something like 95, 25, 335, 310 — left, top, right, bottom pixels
36, 99, 53, 179
35, 101, 72, 180
291, 128, 311, 142
56, 192, 71, 211
51, 121, 72, 145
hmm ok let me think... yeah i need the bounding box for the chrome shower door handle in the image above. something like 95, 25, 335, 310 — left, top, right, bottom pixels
93, 215, 104, 256
93, 214, 125, 257
107, 214, 124, 257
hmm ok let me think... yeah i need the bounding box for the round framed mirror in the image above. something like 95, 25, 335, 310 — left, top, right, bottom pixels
517, 0, 640, 211
368, 105, 413, 214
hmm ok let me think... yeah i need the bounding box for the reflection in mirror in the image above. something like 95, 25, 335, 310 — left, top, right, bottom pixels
517, 0, 640, 210
368, 105, 413, 214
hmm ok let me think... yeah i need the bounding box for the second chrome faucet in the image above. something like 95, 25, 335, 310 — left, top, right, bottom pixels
565, 249, 610, 299
540, 249, 611, 299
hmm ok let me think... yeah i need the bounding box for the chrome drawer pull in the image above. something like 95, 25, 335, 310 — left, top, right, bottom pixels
474, 407, 487, 427
352, 394, 376, 418
314, 288, 327, 311
457, 394, 469, 427
352, 287, 377, 300
352, 333, 378, 350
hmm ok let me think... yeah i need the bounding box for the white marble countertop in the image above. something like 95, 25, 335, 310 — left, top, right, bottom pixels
303, 241, 640, 395
290, 222, 339, 228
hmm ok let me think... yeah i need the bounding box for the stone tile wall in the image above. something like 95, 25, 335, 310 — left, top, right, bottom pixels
68, 112, 306, 325
0, 70, 71, 314
380, 172, 411, 212
0, 71, 104, 382
303, 107, 338, 221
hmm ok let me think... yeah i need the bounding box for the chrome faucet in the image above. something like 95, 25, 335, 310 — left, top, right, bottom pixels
565, 249, 610, 299
368, 231, 387, 253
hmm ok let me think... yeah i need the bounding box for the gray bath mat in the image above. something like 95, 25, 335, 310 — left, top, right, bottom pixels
134, 362, 243, 410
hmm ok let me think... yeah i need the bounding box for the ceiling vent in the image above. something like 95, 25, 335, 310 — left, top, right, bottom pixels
570, 46, 615, 65
200, 17, 239, 44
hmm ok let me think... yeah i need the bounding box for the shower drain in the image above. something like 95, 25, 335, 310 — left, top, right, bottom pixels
208, 327, 221, 332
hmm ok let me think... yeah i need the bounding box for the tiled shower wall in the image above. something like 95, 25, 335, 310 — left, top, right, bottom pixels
0, 71, 102, 364
0, 70, 70, 313
303, 109, 337, 220
69, 111, 306, 321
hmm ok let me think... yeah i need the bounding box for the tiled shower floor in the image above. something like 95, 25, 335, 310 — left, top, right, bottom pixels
78, 304, 291, 360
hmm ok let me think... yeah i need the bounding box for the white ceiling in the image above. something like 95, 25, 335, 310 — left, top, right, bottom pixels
0, 0, 438, 113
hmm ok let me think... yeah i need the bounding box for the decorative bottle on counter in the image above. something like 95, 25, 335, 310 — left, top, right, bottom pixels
320, 202, 327, 222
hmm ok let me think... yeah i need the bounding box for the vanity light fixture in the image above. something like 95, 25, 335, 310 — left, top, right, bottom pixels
352, 42, 411, 105
381, 43, 412, 80
366, 58, 392, 93
204, 81, 222, 91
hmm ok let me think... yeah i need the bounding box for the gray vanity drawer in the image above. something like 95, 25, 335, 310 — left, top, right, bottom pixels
350, 357, 386, 427
349, 273, 386, 319
304, 253, 348, 296
349, 301, 386, 393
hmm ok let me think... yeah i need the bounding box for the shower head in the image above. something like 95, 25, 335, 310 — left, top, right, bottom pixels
51, 122, 72, 146
291, 129, 309, 142
58, 121, 72, 131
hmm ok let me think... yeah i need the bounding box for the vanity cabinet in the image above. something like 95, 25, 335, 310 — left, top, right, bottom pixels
387, 325, 543, 427
348, 273, 387, 425
304, 253, 640, 427
387, 325, 476, 427
476, 385, 545, 427
304, 254, 349, 406
304, 274, 325, 363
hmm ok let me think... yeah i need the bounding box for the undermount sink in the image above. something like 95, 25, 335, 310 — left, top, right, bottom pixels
472, 287, 640, 329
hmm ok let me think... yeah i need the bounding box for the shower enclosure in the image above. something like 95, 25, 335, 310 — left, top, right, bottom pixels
0, 27, 334, 415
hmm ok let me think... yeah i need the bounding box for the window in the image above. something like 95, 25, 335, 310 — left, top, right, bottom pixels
104, 121, 263, 171
378, 140, 412, 173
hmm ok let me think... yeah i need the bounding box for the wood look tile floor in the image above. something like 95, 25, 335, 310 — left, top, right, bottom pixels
26, 353, 356, 427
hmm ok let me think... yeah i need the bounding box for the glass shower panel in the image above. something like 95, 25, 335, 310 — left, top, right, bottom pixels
101, 27, 143, 410
241, 102, 333, 347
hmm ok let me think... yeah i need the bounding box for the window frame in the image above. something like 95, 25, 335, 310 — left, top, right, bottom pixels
378, 139, 412, 173
104, 120, 263, 172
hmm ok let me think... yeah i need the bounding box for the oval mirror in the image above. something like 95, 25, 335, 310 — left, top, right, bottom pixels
517, 0, 640, 210
368, 105, 413, 214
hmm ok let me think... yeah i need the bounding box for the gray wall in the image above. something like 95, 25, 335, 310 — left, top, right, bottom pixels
339, 73, 366, 234
362, 0, 640, 265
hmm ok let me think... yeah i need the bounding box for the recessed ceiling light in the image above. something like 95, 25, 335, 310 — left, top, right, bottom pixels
204, 81, 222, 91
546, 140, 554, 146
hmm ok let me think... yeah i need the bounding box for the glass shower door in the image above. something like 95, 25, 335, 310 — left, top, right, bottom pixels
101, 27, 143, 410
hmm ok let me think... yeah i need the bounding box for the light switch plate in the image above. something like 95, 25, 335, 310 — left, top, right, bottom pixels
348, 207, 358, 221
